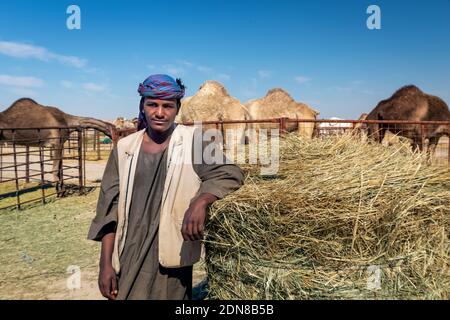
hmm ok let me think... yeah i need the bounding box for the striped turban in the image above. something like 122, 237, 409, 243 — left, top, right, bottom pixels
137, 74, 185, 99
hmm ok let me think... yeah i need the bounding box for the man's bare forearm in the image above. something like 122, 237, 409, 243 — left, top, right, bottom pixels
100, 232, 115, 267
194, 193, 218, 208
98, 232, 117, 299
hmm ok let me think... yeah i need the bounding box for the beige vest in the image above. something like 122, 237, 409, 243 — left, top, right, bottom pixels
112, 125, 202, 273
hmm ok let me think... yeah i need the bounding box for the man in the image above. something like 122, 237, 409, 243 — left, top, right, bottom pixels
87, 74, 244, 300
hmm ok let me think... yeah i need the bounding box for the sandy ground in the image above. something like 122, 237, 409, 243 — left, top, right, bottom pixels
0, 187, 207, 300
40, 265, 207, 300
0, 146, 108, 183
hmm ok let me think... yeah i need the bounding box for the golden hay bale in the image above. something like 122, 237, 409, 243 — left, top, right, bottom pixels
205, 133, 450, 299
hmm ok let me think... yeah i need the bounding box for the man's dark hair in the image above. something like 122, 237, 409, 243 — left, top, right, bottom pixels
175, 78, 186, 109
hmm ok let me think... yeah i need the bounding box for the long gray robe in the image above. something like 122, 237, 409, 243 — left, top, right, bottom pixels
87, 135, 244, 300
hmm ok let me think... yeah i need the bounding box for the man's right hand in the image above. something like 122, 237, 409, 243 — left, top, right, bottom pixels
98, 263, 118, 300
98, 232, 117, 300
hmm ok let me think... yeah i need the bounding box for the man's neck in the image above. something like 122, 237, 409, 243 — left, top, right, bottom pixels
145, 124, 176, 145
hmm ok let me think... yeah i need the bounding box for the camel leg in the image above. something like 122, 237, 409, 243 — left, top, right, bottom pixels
426, 137, 438, 164
367, 124, 381, 144
411, 136, 423, 153
379, 126, 387, 145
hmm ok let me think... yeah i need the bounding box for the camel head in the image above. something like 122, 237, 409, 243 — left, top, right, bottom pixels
68, 116, 116, 138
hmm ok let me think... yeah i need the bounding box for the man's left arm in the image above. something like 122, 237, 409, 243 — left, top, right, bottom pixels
182, 138, 245, 241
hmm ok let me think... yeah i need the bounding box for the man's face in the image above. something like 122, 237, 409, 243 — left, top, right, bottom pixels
142, 97, 178, 133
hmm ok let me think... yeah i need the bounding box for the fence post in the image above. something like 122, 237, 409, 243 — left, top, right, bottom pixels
83, 129, 86, 188
96, 130, 101, 160
279, 117, 288, 136
212, 123, 218, 145
78, 129, 85, 195
220, 121, 225, 146
37, 129, 46, 204
12, 130, 21, 210
59, 128, 65, 196
448, 125, 450, 167
93, 130, 96, 151
0, 145, 2, 182
25, 145, 30, 183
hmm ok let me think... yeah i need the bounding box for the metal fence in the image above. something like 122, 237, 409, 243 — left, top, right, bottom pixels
307, 119, 450, 166
80, 128, 113, 161
111, 119, 449, 166
178, 118, 450, 166
0, 127, 113, 211
2, 119, 448, 210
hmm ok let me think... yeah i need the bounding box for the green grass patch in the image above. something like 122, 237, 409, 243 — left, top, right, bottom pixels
0, 187, 207, 299
0, 189, 100, 299
0, 181, 56, 210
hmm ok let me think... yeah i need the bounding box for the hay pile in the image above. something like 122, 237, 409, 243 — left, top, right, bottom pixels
205, 134, 450, 299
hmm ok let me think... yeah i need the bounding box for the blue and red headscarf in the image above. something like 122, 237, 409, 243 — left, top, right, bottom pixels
138, 74, 185, 99
137, 74, 185, 129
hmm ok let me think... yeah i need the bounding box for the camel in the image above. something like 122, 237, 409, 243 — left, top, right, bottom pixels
366, 85, 450, 158
113, 117, 138, 130
176, 81, 250, 151
0, 98, 114, 194
357, 113, 410, 146
318, 117, 353, 137
245, 88, 320, 139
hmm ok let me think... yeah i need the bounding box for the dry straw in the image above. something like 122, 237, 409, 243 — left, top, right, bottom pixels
205, 133, 450, 299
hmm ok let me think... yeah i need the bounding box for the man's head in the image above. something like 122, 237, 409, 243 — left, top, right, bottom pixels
137, 74, 185, 132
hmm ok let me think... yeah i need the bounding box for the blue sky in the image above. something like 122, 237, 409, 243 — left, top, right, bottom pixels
0, 0, 449, 120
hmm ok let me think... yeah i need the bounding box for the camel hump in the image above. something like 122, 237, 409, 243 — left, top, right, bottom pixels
6, 98, 39, 110
391, 85, 423, 99
266, 88, 291, 98
198, 80, 229, 96
2, 97, 44, 115
12, 97, 38, 105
